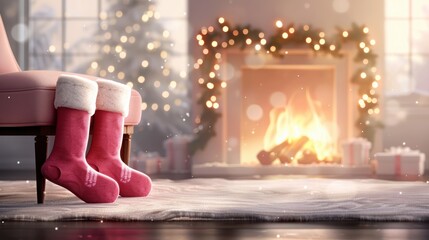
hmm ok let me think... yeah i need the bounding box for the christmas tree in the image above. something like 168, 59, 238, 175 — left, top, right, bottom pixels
86, 0, 191, 153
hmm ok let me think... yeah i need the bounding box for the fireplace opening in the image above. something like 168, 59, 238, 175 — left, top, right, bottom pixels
241, 64, 340, 166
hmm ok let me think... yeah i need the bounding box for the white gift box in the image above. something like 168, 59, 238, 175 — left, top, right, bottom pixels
374, 147, 425, 176
164, 135, 193, 174
129, 152, 167, 175
341, 138, 371, 166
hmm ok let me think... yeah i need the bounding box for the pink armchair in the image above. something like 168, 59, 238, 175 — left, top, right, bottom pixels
0, 16, 142, 203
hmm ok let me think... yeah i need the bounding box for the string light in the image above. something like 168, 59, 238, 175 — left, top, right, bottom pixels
342, 31, 349, 37
275, 20, 283, 28
218, 17, 225, 24
282, 32, 288, 39
314, 44, 320, 51
306, 37, 312, 43
329, 45, 336, 51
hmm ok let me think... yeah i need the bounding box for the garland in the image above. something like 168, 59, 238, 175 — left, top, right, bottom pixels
189, 18, 383, 156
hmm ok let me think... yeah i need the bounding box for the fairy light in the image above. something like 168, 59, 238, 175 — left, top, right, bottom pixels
255, 44, 261, 51
164, 104, 171, 112
375, 75, 381, 81
138, 76, 145, 83
103, 45, 110, 53
319, 39, 325, 45
222, 26, 229, 32
210, 96, 217, 102
120, 35, 128, 43
314, 44, 320, 51
303, 25, 310, 31
107, 65, 115, 73
362, 94, 369, 100
128, 36, 135, 43
246, 38, 252, 45
215, 53, 222, 59
329, 45, 336, 51
374, 108, 380, 114
270, 46, 277, 52
221, 82, 227, 88
163, 30, 170, 38
117, 72, 125, 80
48, 45, 56, 53
162, 91, 170, 98
218, 17, 225, 24
370, 89, 376, 95
372, 81, 379, 88
243, 29, 249, 35
370, 39, 376, 45
208, 26, 214, 32
154, 80, 161, 88
372, 98, 378, 104
228, 39, 235, 45
203, 48, 209, 55
141, 102, 147, 111
368, 109, 374, 115
363, 47, 370, 53
222, 42, 228, 48
211, 41, 218, 47
99, 70, 106, 77
198, 78, 205, 84
119, 51, 127, 59
342, 31, 349, 37
198, 40, 204, 46
206, 101, 213, 108
361, 72, 367, 78
288, 27, 295, 34
275, 20, 283, 28
194, 63, 199, 69
126, 82, 133, 88
214, 64, 220, 70
147, 42, 155, 50
259, 32, 265, 38
151, 103, 159, 111
141, 14, 149, 22
213, 102, 220, 109
201, 28, 208, 35
306, 37, 312, 43
91, 61, 98, 69
141, 60, 149, 68
363, 59, 369, 64
207, 82, 214, 89
363, 27, 369, 34
260, 39, 267, 45
282, 32, 288, 39
359, 42, 365, 48
209, 72, 216, 78
359, 99, 366, 108
169, 81, 177, 89
233, 30, 239, 36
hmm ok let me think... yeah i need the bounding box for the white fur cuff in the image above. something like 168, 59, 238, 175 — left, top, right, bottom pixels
54, 75, 98, 115
96, 79, 131, 117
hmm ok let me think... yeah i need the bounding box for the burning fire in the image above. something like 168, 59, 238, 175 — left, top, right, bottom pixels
263, 89, 337, 163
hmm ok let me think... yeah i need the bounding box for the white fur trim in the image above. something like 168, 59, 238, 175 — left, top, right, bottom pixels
96, 79, 131, 117
54, 75, 98, 115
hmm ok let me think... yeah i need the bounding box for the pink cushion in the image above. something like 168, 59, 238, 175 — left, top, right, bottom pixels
0, 70, 141, 126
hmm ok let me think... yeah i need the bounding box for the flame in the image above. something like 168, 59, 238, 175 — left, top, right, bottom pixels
263, 89, 337, 162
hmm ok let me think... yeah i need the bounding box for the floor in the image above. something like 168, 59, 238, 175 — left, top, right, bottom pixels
2, 170, 429, 239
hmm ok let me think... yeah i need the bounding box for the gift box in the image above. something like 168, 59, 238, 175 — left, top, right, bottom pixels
164, 135, 193, 174
341, 138, 371, 166
374, 147, 425, 176
129, 152, 167, 175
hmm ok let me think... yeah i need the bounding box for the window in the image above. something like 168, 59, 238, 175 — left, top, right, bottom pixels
385, 0, 429, 95
28, 0, 188, 75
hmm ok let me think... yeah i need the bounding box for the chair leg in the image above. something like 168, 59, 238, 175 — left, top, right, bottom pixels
34, 135, 47, 204
120, 133, 131, 165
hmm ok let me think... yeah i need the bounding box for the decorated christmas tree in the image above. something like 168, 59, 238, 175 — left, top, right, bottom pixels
86, 0, 191, 153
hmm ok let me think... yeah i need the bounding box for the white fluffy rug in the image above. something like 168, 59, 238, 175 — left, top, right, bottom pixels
1, 178, 429, 221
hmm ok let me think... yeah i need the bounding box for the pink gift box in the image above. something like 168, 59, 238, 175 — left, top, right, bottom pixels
341, 138, 371, 166
374, 148, 425, 176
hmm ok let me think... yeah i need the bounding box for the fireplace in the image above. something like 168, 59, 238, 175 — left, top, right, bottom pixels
192, 49, 372, 176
